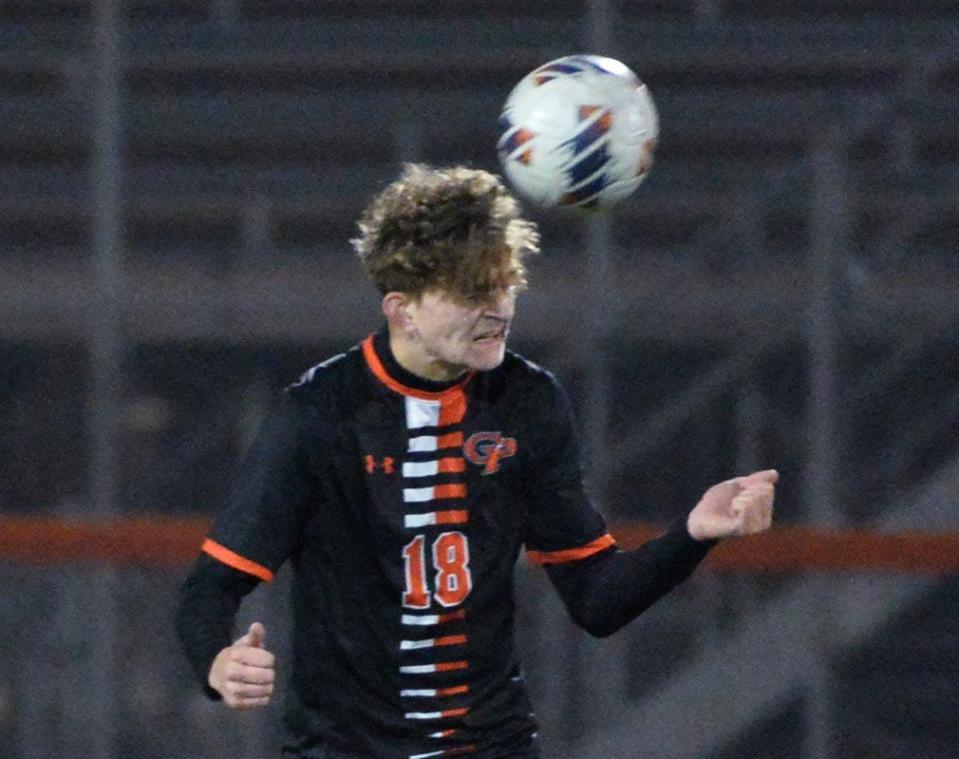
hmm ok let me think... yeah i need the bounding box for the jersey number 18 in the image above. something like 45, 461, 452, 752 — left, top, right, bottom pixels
402, 532, 472, 609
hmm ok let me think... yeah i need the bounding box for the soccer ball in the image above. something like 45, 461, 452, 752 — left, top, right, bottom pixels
496, 54, 659, 211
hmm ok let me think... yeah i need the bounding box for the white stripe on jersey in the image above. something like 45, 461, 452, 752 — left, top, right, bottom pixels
400, 664, 440, 674
405, 710, 443, 719
404, 513, 437, 528
405, 397, 440, 429
403, 486, 435, 503
400, 688, 437, 697
400, 638, 435, 650
408, 435, 438, 452
401, 610, 464, 626
409, 750, 445, 759
403, 460, 439, 478
401, 613, 440, 625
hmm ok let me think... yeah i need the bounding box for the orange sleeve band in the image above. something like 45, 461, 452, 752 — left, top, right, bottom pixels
201, 538, 275, 582
526, 533, 617, 565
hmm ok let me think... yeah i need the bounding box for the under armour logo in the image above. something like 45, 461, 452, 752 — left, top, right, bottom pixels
464, 432, 517, 475
364, 455, 395, 474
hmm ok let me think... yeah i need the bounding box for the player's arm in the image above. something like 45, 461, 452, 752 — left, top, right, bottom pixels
175, 555, 267, 704
542, 470, 777, 638
524, 375, 776, 637
175, 390, 318, 706
543, 519, 710, 638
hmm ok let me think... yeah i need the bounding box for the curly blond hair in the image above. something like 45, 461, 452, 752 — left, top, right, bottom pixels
352, 164, 540, 301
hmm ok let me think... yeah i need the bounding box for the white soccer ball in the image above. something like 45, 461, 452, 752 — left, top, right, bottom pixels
496, 54, 659, 211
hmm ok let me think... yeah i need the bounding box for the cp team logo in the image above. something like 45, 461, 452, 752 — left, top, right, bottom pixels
464, 432, 517, 475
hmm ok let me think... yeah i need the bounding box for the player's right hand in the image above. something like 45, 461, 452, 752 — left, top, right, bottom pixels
208, 622, 276, 710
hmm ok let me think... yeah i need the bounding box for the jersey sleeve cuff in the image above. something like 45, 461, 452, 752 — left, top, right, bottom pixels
201, 538, 275, 582
526, 533, 616, 565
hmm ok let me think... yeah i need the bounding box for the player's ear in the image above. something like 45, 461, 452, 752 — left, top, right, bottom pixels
382, 292, 414, 332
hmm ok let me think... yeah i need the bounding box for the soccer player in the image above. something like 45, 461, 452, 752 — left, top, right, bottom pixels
176, 164, 776, 758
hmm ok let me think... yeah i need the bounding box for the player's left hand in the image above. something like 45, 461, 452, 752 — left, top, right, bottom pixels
686, 469, 778, 542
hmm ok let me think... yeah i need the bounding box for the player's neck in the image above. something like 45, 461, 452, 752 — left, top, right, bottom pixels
386, 330, 468, 385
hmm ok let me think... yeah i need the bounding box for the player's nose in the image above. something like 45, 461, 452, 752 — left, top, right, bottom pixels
486, 287, 516, 321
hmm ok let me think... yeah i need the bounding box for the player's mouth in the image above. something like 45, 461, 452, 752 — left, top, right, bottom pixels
472, 326, 508, 343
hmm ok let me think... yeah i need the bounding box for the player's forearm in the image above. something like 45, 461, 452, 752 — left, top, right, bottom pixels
175, 556, 260, 698
546, 519, 714, 637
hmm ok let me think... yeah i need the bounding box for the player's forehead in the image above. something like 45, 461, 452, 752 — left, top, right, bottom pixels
419, 283, 516, 310
440, 248, 525, 303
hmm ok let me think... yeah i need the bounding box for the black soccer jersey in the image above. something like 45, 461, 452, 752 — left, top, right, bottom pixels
194, 331, 615, 758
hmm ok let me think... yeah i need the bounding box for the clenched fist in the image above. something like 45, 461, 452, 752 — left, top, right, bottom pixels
208, 622, 276, 710
687, 469, 778, 542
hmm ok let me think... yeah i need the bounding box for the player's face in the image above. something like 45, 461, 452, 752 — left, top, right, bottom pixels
405, 287, 516, 379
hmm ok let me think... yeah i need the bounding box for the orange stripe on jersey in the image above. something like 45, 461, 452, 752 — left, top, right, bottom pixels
438, 457, 466, 473
201, 538, 274, 582
436, 661, 469, 672
435, 634, 467, 647
437, 685, 469, 697
362, 335, 474, 401
434, 484, 467, 500
438, 389, 467, 426
431, 729, 458, 738
437, 432, 464, 450
442, 707, 470, 718
439, 609, 466, 623
436, 510, 468, 525
526, 533, 617, 565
